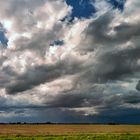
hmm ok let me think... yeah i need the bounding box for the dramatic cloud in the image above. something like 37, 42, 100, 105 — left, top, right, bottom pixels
136, 81, 140, 91
0, 0, 140, 123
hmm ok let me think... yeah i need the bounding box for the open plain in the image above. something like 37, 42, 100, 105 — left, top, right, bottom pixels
0, 124, 140, 139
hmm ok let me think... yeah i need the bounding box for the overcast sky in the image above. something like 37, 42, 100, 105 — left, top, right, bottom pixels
0, 0, 140, 123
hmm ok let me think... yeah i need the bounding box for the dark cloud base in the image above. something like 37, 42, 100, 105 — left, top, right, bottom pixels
0, 107, 140, 124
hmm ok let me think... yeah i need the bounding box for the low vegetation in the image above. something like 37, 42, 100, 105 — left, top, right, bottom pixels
0, 134, 140, 140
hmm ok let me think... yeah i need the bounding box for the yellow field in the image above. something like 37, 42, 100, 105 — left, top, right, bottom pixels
0, 125, 140, 136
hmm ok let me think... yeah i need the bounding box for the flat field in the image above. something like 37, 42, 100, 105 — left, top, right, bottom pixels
0, 124, 140, 136
0, 125, 140, 140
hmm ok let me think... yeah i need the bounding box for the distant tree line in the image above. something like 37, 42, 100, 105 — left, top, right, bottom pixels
0, 122, 123, 125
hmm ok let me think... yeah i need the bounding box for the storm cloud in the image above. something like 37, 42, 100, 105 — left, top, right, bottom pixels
0, 0, 140, 123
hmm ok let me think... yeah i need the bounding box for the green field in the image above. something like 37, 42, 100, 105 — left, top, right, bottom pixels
0, 134, 140, 140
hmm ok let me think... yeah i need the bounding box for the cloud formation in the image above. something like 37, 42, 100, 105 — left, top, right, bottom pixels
0, 0, 140, 123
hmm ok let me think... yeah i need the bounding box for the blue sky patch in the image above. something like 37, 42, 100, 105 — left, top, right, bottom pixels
65, 0, 126, 21
65, 0, 96, 19
0, 31, 8, 46
50, 40, 64, 46
0, 23, 8, 47
107, 0, 126, 11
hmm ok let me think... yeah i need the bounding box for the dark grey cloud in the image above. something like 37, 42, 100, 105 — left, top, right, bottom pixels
37, 84, 140, 123
114, 22, 140, 42
6, 64, 62, 94
0, 55, 7, 66
0, 71, 11, 87
46, 86, 103, 108
122, 91, 140, 104
136, 80, 140, 91
2, 66, 17, 76
78, 12, 140, 53
96, 47, 140, 81
6, 57, 83, 94
80, 47, 140, 86
77, 12, 113, 52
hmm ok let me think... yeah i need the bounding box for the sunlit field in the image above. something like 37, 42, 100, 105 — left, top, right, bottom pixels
0, 125, 140, 139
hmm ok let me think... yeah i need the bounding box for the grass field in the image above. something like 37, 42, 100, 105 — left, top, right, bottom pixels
0, 134, 140, 140
0, 125, 140, 139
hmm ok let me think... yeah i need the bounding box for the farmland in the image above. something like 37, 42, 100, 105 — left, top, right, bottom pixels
0, 125, 140, 139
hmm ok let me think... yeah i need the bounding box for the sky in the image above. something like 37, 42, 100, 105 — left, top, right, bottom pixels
0, 0, 140, 124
